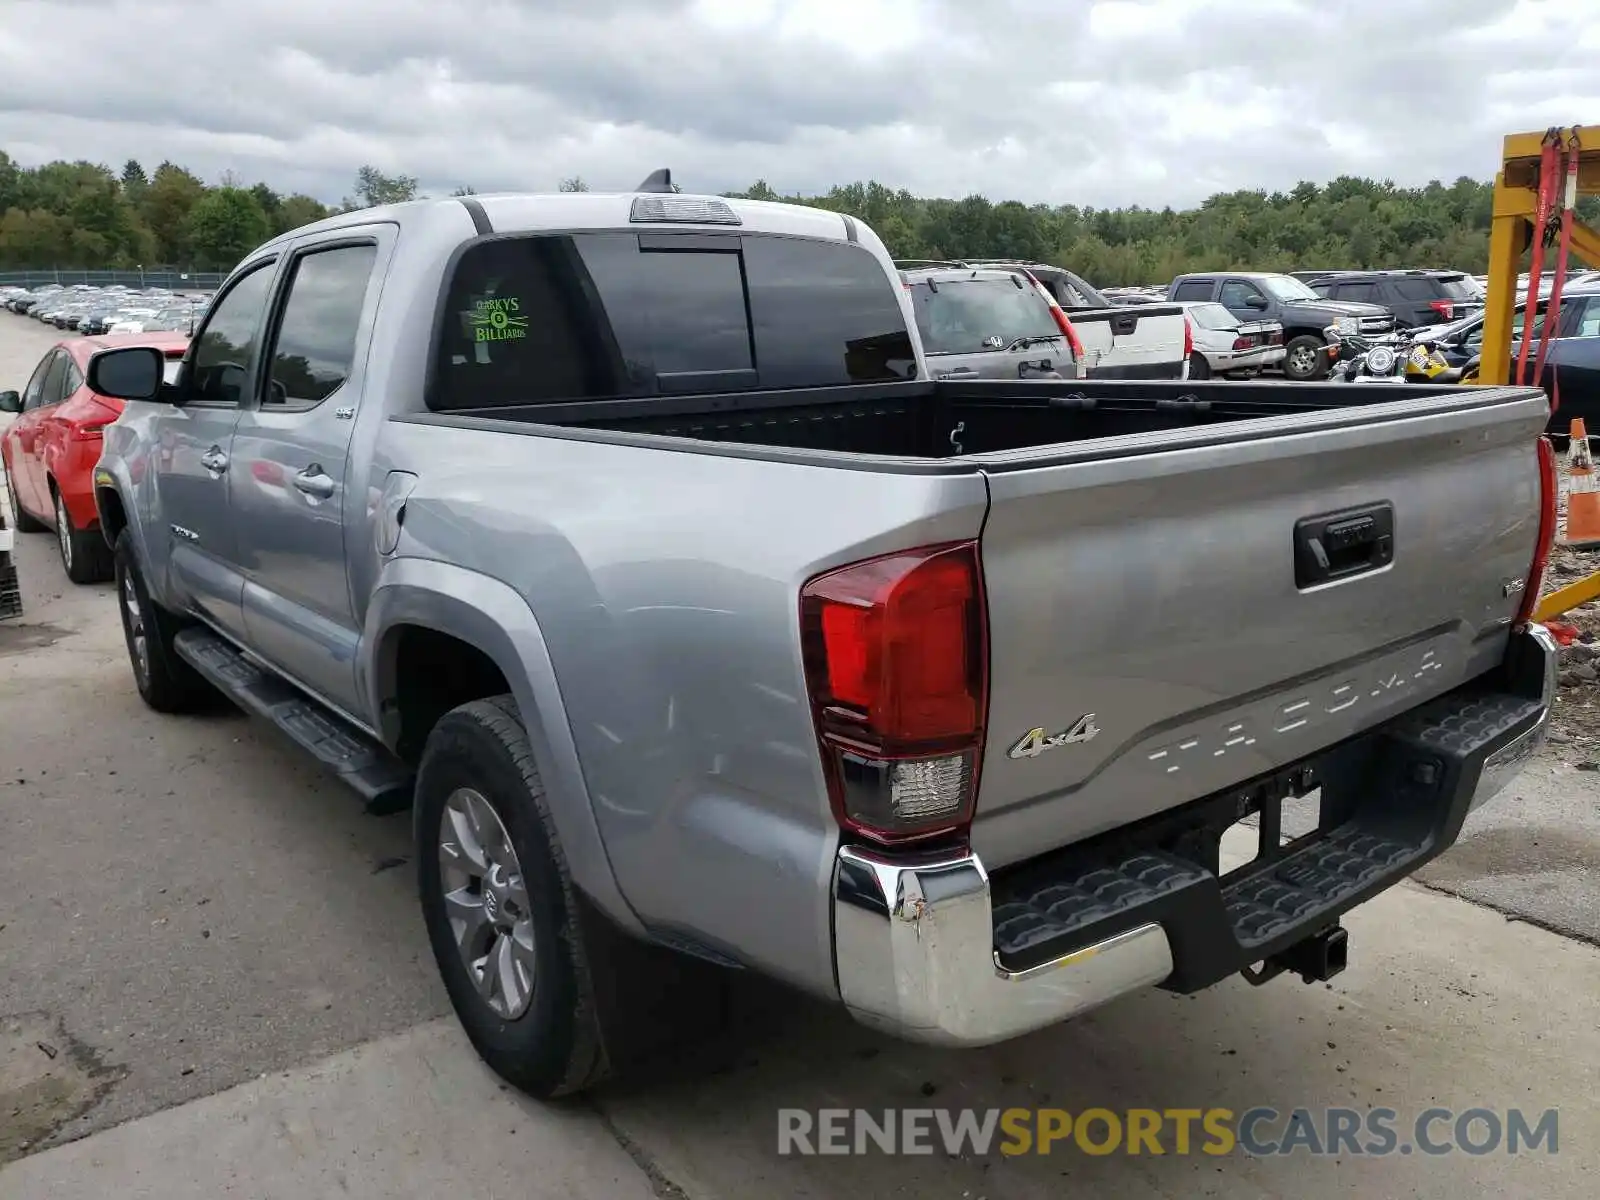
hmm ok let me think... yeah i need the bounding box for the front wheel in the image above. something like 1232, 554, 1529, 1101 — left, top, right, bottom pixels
1283, 335, 1328, 382
113, 531, 212, 712
54, 490, 113, 584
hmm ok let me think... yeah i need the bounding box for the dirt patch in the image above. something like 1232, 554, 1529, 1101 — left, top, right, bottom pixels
0, 622, 69, 656
1542, 537, 1600, 758
0, 1012, 125, 1164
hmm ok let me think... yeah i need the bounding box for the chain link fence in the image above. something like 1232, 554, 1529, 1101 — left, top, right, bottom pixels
0, 268, 227, 291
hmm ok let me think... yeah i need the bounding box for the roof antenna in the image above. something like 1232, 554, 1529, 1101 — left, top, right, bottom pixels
634, 168, 679, 194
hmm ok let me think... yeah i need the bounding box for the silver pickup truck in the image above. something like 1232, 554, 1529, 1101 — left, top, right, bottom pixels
86, 181, 1559, 1099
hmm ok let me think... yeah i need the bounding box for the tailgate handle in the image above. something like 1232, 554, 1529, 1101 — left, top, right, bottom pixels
1110, 313, 1138, 336
1294, 503, 1394, 588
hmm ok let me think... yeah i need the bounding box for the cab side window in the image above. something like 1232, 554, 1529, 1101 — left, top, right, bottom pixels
189, 262, 277, 406
265, 243, 378, 410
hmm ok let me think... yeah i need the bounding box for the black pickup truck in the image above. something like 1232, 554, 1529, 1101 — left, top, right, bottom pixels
1169, 271, 1395, 381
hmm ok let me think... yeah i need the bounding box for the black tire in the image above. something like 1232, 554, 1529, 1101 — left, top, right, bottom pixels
53, 487, 113, 584
416, 696, 725, 1098
5, 467, 48, 533
1283, 334, 1328, 382
1188, 352, 1212, 381
113, 530, 212, 712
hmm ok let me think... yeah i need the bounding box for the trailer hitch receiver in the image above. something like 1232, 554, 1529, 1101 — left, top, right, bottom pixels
1241, 924, 1349, 987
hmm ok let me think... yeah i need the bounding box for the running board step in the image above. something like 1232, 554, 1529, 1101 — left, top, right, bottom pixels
173, 628, 413, 812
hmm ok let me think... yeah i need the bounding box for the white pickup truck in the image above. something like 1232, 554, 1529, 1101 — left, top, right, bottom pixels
964, 259, 1190, 380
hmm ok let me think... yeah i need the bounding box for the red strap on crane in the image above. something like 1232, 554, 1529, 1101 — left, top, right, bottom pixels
1516, 128, 1564, 387
1534, 128, 1583, 410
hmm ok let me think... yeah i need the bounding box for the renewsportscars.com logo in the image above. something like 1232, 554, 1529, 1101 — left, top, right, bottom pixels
776, 1106, 1560, 1158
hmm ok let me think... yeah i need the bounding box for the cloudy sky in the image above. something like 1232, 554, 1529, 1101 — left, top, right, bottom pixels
2, 0, 1598, 208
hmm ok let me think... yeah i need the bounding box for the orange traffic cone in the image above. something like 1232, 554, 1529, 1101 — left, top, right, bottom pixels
1562, 418, 1600, 547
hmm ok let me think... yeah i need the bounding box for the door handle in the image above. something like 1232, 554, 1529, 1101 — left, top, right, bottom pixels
293, 465, 336, 499
1294, 503, 1395, 588
200, 446, 228, 474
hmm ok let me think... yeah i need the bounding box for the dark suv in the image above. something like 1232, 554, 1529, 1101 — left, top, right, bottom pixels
1307, 270, 1482, 330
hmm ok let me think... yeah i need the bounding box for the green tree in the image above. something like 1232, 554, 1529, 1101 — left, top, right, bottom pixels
120, 158, 148, 201
186, 186, 270, 269
274, 194, 329, 237
142, 162, 207, 263
351, 165, 419, 208
558, 176, 590, 193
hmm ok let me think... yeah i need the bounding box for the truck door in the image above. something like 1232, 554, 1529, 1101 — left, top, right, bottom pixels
228, 234, 387, 713
155, 260, 281, 638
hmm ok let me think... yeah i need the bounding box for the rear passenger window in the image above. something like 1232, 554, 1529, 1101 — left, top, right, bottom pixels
429, 232, 915, 411
266, 244, 377, 409
1171, 281, 1212, 302
1335, 282, 1380, 303
1392, 278, 1438, 301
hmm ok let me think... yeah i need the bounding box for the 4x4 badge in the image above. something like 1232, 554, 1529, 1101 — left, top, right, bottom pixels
1009, 715, 1101, 759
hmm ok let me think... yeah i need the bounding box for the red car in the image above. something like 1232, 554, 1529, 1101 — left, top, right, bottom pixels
1, 332, 189, 583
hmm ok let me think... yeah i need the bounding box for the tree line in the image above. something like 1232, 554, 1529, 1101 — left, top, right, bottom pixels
3, 148, 1596, 284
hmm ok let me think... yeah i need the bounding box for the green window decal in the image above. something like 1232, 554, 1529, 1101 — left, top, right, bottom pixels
468, 296, 529, 343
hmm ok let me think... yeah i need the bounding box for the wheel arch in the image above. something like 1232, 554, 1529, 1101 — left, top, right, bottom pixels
362, 557, 642, 934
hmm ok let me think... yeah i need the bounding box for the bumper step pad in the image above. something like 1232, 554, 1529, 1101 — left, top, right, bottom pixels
174, 629, 413, 811
989, 681, 1546, 990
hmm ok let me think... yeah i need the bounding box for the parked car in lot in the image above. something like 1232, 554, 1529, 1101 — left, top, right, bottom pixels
1414, 287, 1600, 430
86, 186, 1556, 1099
914, 259, 1190, 379
1178, 300, 1285, 378
1307, 269, 1483, 330
900, 264, 1079, 380
1168, 272, 1395, 381
0, 332, 189, 582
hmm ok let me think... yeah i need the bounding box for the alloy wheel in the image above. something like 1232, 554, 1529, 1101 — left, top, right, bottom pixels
120, 569, 149, 685
55, 495, 73, 571
438, 787, 537, 1020
1289, 345, 1317, 377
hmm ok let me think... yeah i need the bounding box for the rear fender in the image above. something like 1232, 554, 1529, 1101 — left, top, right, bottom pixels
361, 556, 642, 934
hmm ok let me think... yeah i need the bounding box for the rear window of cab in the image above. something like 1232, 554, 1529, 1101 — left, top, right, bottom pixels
428, 232, 917, 411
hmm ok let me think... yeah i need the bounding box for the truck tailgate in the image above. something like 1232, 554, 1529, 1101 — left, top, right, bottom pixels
969, 387, 1550, 869
1070, 303, 1187, 380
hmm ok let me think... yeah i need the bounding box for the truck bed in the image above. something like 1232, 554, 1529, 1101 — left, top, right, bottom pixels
446, 377, 1546, 466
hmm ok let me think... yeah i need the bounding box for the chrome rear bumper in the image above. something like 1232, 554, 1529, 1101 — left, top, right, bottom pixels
832, 846, 1174, 1048
831, 625, 1555, 1047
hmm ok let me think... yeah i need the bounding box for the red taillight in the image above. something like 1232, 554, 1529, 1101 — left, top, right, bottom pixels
1429, 299, 1454, 320
1517, 436, 1559, 629
1183, 317, 1194, 359
800, 541, 988, 845
1232, 335, 1252, 351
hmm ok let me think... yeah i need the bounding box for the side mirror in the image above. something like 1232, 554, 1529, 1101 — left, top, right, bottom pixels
1245, 295, 1269, 310
0, 389, 20, 414
87, 346, 169, 403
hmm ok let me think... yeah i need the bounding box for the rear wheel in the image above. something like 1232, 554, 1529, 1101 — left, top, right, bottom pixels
1283, 335, 1327, 382
417, 696, 725, 1098
4, 467, 47, 533
1188, 352, 1212, 380
54, 488, 113, 584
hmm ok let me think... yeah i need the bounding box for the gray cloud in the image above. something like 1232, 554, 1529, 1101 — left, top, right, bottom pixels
1, 0, 1597, 208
